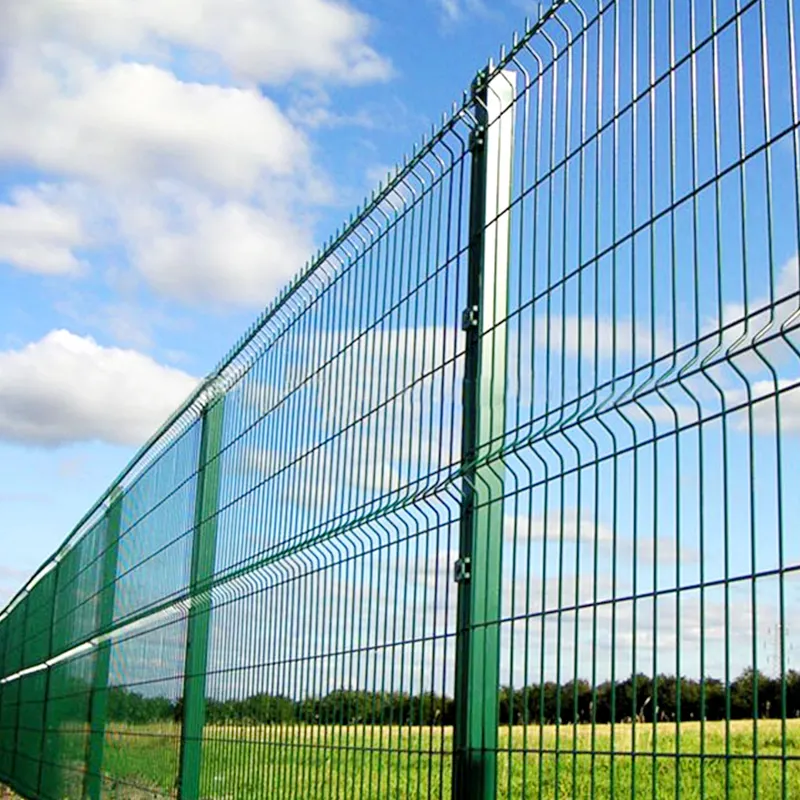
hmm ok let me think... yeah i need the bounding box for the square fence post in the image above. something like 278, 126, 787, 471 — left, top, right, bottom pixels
8, 598, 29, 790
177, 397, 225, 800
454, 66, 516, 800
36, 561, 60, 796
84, 488, 124, 800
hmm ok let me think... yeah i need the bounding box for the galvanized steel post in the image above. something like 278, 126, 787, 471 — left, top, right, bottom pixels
453, 66, 516, 800
177, 396, 224, 800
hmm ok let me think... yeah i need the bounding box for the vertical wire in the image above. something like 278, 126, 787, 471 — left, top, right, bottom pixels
282, 304, 304, 797
406, 171, 427, 799
520, 30, 546, 799
590, 6, 606, 796
666, 0, 682, 792
628, 0, 641, 791
394, 180, 416, 800
368, 208, 392, 797
686, 0, 708, 794
510, 52, 533, 800
609, 1, 621, 792
418, 160, 440, 800
385, 182, 409, 799
446, 131, 468, 798
647, 0, 660, 790
734, 0, 760, 791
360, 218, 381, 798
376, 198, 400, 800
780, 0, 800, 793
708, 0, 734, 794
554, 18, 575, 793
342, 243, 368, 798
536, 34, 554, 800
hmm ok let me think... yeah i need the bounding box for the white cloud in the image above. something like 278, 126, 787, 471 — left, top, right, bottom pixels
534, 315, 662, 359
3, 0, 391, 85
435, 0, 488, 23
0, 51, 329, 304
0, 330, 198, 446
439, 0, 462, 21
0, 185, 86, 275
0, 181, 316, 308
0, 58, 308, 192
504, 510, 614, 544
0, 179, 317, 307
0, 0, 392, 305
121, 189, 314, 306
728, 379, 800, 434
715, 256, 799, 366
777, 255, 800, 299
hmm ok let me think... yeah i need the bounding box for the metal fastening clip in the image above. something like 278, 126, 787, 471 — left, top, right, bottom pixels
469, 125, 485, 151
461, 305, 479, 331
454, 557, 471, 583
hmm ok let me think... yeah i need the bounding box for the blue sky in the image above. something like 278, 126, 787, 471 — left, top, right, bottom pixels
0, 0, 541, 604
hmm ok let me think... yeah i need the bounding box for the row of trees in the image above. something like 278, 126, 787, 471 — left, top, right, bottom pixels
104, 669, 800, 726
498, 670, 800, 725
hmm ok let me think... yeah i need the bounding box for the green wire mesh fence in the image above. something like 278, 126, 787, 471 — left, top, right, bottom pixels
2, 0, 800, 797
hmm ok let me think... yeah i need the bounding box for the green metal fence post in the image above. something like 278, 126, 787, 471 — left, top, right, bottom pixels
177, 396, 225, 800
36, 560, 60, 797
453, 66, 516, 800
8, 597, 28, 790
84, 488, 123, 800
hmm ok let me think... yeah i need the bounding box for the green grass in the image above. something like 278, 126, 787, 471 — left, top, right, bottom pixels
73, 720, 800, 798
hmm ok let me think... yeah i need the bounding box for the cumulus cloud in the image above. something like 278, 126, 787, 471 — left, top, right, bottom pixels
2, 0, 392, 85
534, 315, 666, 360
120, 188, 314, 306
0, 330, 198, 446
0, 180, 316, 307
504, 510, 614, 543
0, 0, 391, 305
0, 55, 319, 305
0, 58, 308, 192
0, 185, 87, 275
728, 378, 800, 434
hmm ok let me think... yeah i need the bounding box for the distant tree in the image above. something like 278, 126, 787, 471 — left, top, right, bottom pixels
704, 678, 726, 721
106, 686, 175, 724
731, 669, 771, 719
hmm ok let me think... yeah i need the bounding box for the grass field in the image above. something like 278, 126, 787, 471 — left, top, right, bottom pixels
80, 719, 800, 799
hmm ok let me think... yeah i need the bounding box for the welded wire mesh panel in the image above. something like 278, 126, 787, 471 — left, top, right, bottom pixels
22, 572, 55, 672
39, 649, 97, 800
0, 597, 26, 785
483, 0, 800, 797
199, 117, 472, 799
99, 610, 187, 797
0, 678, 20, 783
15, 672, 47, 797
0, 598, 25, 681
52, 515, 108, 656
4, 571, 58, 799
0, 623, 6, 680
113, 423, 201, 626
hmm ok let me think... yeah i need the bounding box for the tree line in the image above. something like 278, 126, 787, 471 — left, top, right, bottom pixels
101, 669, 800, 726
